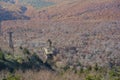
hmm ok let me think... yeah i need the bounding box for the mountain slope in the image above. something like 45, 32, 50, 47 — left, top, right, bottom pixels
36, 0, 120, 21
0, 0, 120, 68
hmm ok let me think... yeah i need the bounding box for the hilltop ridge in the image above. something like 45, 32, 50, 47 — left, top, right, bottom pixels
35, 0, 120, 21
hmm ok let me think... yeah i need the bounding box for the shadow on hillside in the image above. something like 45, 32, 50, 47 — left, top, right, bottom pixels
0, 54, 53, 73
20, 6, 27, 14
0, 7, 30, 22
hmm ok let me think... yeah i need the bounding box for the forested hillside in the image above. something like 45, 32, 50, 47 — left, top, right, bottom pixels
0, 0, 120, 80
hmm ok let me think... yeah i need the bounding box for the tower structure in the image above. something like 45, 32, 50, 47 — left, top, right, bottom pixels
0, 21, 2, 36
8, 31, 14, 52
